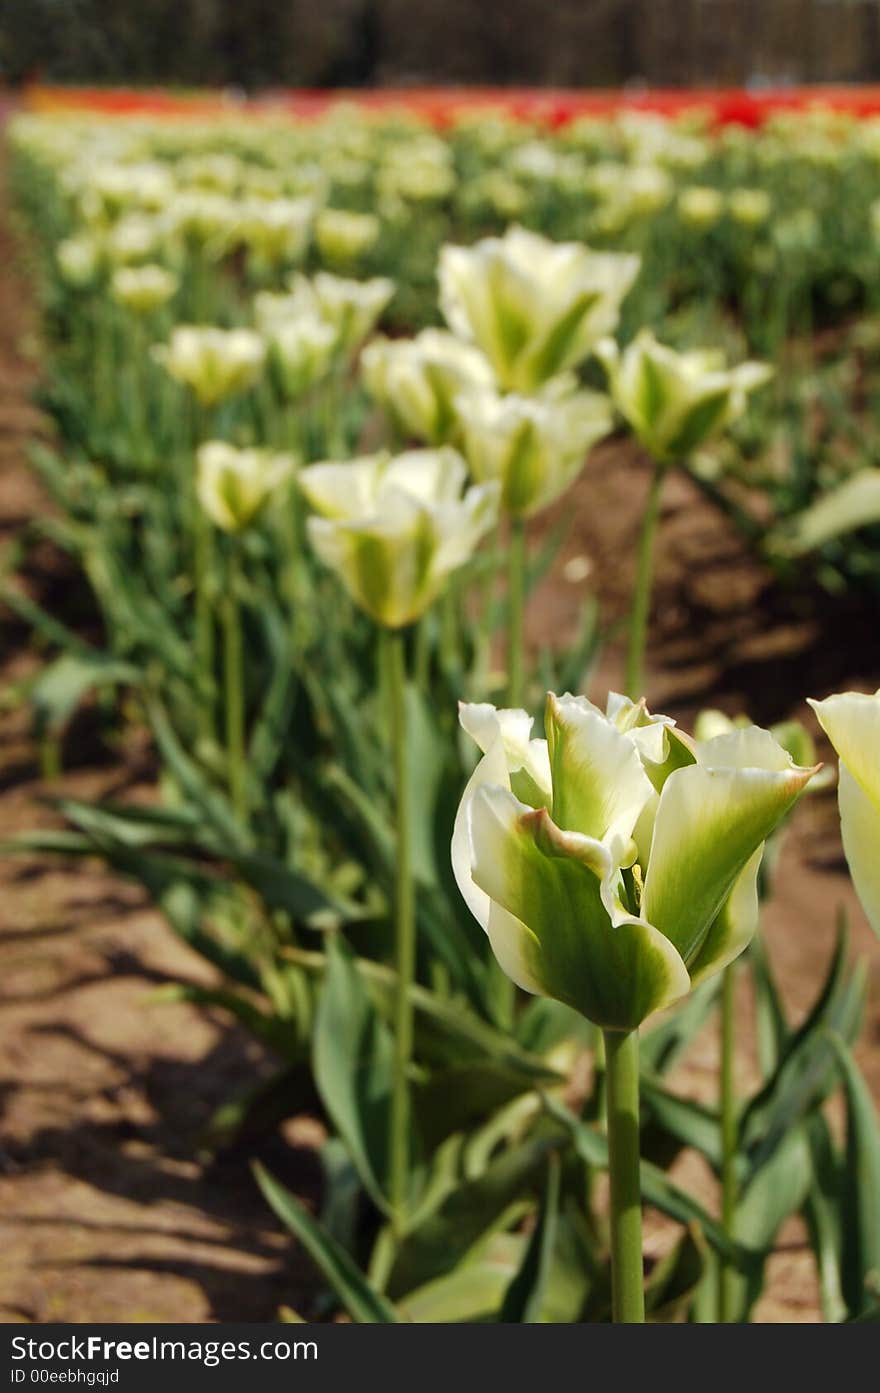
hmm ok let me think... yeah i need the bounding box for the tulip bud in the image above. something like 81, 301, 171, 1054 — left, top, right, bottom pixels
808, 691, 880, 937
455, 384, 612, 518
439, 226, 639, 394
196, 441, 296, 533
597, 330, 772, 465
300, 448, 498, 629
453, 692, 817, 1030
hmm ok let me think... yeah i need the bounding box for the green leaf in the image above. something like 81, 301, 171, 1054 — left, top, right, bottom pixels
645, 1224, 708, 1322
739, 922, 865, 1178
747, 935, 789, 1078
312, 934, 394, 1214
773, 468, 880, 554
725, 1125, 813, 1321
398, 1234, 522, 1322
802, 1113, 848, 1324
30, 652, 140, 732
252, 1162, 399, 1323
387, 1135, 555, 1298
640, 977, 719, 1075
284, 945, 559, 1082
147, 698, 247, 850
640, 1073, 721, 1170
541, 1092, 751, 1272
499, 1152, 561, 1322
828, 1032, 880, 1318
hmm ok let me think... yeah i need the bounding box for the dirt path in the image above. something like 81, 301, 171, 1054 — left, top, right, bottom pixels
0, 146, 877, 1322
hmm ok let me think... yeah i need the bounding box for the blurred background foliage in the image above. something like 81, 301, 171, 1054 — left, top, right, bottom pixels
4, 0, 880, 92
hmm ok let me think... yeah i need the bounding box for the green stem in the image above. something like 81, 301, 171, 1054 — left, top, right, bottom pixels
223, 544, 247, 824
194, 502, 216, 742
386, 627, 415, 1239
603, 1029, 645, 1323
624, 462, 664, 701
507, 515, 527, 707
718, 962, 738, 1322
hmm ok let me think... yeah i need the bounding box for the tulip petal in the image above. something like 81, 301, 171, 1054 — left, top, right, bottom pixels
451, 734, 512, 932
545, 693, 654, 852
643, 760, 814, 966
837, 763, 880, 937
687, 845, 763, 987
470, 789, 688, 1030
485, 900, 547, 997
808, 692, 880, 808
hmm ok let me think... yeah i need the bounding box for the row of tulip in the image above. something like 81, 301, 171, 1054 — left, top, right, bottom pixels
4, 104, 880, 1324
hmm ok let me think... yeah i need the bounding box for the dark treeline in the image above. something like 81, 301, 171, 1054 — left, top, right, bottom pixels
2, 0, 880, 90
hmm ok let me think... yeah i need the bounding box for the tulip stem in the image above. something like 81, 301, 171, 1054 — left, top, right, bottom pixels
718, 962, 738, 1322
223, 543, 247, 824
625, 461, 663, 701
386, 627, 415, 1239
507, 515, 527, 707
603, 1028, 645, 1323
194, 500, 216, 742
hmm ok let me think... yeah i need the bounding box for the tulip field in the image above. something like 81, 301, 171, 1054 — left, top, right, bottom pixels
2, 90, 880, 1326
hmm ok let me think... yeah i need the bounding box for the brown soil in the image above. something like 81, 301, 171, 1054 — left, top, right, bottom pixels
0, 143, 877, 1323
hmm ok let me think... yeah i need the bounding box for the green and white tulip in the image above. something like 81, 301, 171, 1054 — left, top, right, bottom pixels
288, 271, 394, 358
362, 329, 495, 445
438, 226, 640, 394
154, 325, 266, 406
455, 384, 612, 518
111, 263, 178, 314
452, 692, 817, 1030
808, 691, 880, 936
597, 330, 772, 465
315, 208, 381, 265
196, 441, 296, 533
300, 448, 498, 628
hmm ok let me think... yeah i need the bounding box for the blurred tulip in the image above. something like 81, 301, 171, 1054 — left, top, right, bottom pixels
362, 329, 495, 445
111, 263, 178, 314
300, 448, 498, 628
154, 325, 265, 406
196, 441, 296, 533
455, 384, 612, 517
439, 226, 639, 393
597, 330, 772, 464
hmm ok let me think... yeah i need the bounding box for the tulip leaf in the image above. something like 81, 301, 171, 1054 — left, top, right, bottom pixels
541, 1092, 752, 1271
802, 1113, 848, 1324
284, 944, 558, 1081
640, 1073, 722, 1170
645, 1223, 708, 1322
312, 933, 395, 1214
827, 1032, 880, 1318
30, 651, 140, 733
147, 697, 248, 849
774, 468, 880, 554
397, 1234, 522, 1322
386, 1135, 556, 1298
253, 1161, 399, 1323
747, 935, 789, 1078
723, 1125, 813, 1321
498, 1152, 561, 1323
640, 977, 719, 1075
739, 923, 866, 1178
